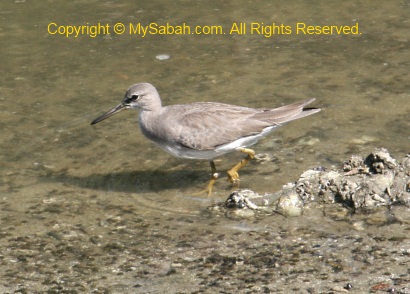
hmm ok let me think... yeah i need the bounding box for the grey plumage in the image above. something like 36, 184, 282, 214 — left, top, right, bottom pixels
91, 83, 320, 160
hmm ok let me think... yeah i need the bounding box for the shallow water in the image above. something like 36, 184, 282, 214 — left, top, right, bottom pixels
1, 0, 410, 292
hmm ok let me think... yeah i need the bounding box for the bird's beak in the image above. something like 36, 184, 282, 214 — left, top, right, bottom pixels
90, 103, 127, 125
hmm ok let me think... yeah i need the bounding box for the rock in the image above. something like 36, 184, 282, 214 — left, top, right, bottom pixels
221, 148, 410, 215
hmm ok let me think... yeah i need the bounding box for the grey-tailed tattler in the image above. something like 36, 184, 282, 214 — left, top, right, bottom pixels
91, 83, 320, 195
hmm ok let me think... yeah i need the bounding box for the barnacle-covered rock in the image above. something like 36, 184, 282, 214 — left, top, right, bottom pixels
222, 148, 410, 216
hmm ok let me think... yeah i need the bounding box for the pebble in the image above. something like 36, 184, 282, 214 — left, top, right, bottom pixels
155, 54, 170, 60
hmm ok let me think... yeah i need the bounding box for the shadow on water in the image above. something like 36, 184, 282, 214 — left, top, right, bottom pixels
31, 163, 220, 216
40, 166, 215, 195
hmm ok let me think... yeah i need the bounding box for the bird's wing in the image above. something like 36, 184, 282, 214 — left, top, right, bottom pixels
162, 103, 270, 151
253, 98, 320, 123
160, 99, 320, 151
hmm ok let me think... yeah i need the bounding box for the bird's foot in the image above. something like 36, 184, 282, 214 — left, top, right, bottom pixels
226, 148, 255, 184
192, 169, 219, 196
227, 170, 240, 184
204, 172, 219, 196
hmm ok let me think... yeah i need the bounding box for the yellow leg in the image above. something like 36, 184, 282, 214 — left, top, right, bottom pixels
193, 160, 219, 196
205, 160, 219, 196
227, 148, 255, 183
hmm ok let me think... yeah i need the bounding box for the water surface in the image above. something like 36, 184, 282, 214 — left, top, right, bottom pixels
1, 1, 409, 292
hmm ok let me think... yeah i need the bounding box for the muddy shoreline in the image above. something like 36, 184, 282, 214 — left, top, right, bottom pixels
1, 149, 410, 293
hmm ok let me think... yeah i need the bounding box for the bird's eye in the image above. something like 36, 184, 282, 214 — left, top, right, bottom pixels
124, 95, 139, 104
